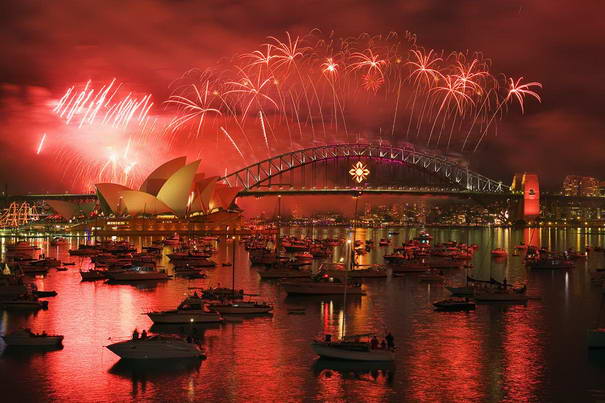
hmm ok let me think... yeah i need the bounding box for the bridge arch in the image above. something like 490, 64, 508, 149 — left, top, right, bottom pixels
220, 143, 508, 193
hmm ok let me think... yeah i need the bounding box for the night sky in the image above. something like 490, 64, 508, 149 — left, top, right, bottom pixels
0, 0, 603, 193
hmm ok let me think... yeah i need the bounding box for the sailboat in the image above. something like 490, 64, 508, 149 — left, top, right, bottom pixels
207, 235, 272, 315
311, 222, 395, 362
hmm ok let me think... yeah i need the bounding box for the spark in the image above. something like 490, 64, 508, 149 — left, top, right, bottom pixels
506, 77, 543, 114
36, 133, 46, 155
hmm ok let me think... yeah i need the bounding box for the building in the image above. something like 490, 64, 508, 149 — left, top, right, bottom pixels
47, 157, 242, 220
562, 175, 599, 197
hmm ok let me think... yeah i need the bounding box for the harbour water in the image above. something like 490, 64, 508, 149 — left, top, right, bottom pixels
1, 227, 604, 402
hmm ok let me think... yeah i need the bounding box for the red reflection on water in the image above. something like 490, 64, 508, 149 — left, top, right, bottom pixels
524, 227, 541, 248
406, 313, 484, 401
501, 306, 544, 401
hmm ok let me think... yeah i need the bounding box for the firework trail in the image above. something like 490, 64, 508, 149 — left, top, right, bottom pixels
36, 133, 46, 155
46, 31, 541, 190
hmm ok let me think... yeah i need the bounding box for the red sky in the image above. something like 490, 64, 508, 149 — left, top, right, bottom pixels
0, 0, 603, 192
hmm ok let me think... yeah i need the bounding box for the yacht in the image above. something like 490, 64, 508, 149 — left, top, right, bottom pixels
281, 273, 365, 295
106, 266, 170, 281
311, 334, 395, 361
2, 329, 63, 347
147, 298, 223, 324
528, 258, 574, 270
105, 335, 204, 360
433, 298, 475, 311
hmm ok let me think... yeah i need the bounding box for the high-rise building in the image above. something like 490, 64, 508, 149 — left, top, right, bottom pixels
562, 175, 599, 196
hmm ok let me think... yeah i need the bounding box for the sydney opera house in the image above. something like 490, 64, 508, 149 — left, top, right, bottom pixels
46, 157, 243, 234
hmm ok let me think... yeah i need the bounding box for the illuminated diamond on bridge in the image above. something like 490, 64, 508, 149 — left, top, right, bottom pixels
349, 161, 370, 183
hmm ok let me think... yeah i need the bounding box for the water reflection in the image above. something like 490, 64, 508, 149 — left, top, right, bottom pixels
0, 228, 604, 401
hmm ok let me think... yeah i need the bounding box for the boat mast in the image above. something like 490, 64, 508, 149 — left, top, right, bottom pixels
276, 195, 281, 260
341, 193, 359, 338
232, 230, 236, 293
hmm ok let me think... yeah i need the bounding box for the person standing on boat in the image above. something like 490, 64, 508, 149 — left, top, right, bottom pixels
386, 332, 395, 350
132, 329, 139, 340
141, 329, 147, 340
371, 336, 379, 350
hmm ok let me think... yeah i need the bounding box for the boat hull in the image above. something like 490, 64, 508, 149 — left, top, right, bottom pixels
208, 304, 272, 314
311, 343, 394, 361
2, 334, 63, 346
147, 311, 223, 324
106, 339, 204, 359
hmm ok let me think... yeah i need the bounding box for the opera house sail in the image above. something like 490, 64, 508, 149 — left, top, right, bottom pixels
46, 157, 242, 233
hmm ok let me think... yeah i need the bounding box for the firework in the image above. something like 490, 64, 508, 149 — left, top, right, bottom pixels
47, 31, 541, 191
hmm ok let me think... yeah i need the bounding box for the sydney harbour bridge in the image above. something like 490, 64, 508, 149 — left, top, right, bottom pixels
4, 143, 605, 226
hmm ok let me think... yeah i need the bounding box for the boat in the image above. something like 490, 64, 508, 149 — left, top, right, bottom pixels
446, 286, 475, 297
32, 290, 57, 298
257, 266, 311, 279
80, 270, 107, 281
105, 266, 170, 281
147, 298, 223, 324
0, 265, 30, 297
105, 335, 205, 360
50, 237, 67, 246
2, 329, 63, 347
528, 258, 574, 270
6, 241, 38, 252
474, 289, 529, 303
311, 334, 395, 361
433, 298, 475, 311
281, 273, 365, 295
163, 234, 181, 246
295, 252, 314, 262
490, 248, 508, 257
208, 300, 273, 314
0, 297, 48, 310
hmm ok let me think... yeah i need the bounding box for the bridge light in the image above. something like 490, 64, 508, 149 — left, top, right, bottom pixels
349, 161, 369, 183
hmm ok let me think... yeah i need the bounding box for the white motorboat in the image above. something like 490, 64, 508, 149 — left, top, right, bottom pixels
311, 335, 395, 361
106, 267, 169, 281
147, 298, 223, 324
105, 335, 204, 359
587, 328, 605, 349
2, 329, 63, 346
208, 301, 273, 314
